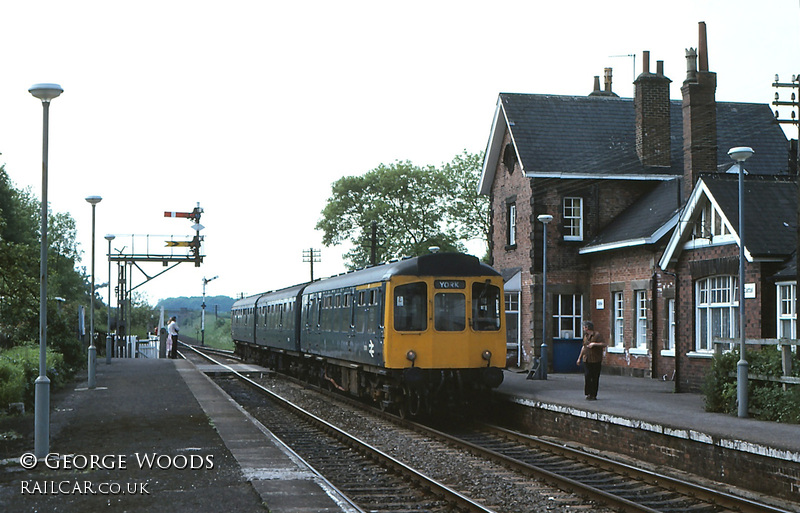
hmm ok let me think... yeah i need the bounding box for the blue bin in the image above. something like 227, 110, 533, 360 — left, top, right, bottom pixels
551, 338, 583, 373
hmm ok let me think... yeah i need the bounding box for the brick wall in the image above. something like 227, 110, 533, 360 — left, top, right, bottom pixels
491, 131, 535, 362
673, 243, 765, 391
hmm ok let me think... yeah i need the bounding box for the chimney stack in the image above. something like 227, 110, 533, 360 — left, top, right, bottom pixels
634, 50, 672, 167
681, 21, 718, 201
589, 68, 619, 97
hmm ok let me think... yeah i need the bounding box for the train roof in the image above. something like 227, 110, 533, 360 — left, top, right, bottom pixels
304, 252, 499, 294
231, 283, 305, 309
232, 253, 499, 307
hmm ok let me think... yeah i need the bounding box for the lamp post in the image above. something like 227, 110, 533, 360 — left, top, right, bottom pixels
201, 276, 218, 346
29, 82, 63, 458
728, 146, 754, 418
85, 196, 102, 388
538, 214, 554, 380
104, 234, 115, 363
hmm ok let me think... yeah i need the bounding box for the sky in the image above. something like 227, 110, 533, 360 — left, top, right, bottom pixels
0, 0, 798, 305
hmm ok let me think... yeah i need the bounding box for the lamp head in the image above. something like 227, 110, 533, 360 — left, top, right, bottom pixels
28, 83, 63, 102
727, 147, 754, 163
538, 214, 554, 224
104, 234, 115, 241
85, 195, 103, 205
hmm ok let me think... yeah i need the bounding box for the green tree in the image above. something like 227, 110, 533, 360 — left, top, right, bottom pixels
0, 165, 89, 365
440, 150, 490, 261
316, 151, 487, 269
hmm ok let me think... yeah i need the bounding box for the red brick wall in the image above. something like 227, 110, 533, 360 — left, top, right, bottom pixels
673, 243, 764, 392
588, 247, 676, 378
490, 131, 535, 362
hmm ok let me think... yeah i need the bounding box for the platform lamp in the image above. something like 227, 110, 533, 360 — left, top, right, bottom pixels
538, 214, 554, 379
105, 234, 116, 363
86, 196, 102, 388
29, 82, 63, 459
728, 146, 754, 418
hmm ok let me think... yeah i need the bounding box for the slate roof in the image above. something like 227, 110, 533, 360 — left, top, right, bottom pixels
581, 179, 682, 253
703, 174, 797, 259
660, 174, 797, 267
480, 93, 789, 193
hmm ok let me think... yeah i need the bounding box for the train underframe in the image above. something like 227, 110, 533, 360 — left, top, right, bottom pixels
235, 341, 504, 418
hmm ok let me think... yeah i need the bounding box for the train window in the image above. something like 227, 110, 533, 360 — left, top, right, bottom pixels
472, 283, 502, 331
394, 282, 427, 331
434, 293, 466, 331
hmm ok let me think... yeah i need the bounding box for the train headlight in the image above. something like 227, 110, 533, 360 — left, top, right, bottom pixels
406, 350, 417, 362
482, 350, 492, 362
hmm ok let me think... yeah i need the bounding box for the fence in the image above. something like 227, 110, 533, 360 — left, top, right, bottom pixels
713, 338, 799, 386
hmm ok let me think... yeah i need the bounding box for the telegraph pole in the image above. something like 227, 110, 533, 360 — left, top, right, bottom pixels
773, 74, 800, 351
302, 248, 321, 282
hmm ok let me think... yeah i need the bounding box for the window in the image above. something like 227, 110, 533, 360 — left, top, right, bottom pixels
696, 276, 738, 352
694, 201, 732, 240
394, 282, 427, 331
777, 282, 796, 339
665, 299, 676, 354
507, 203, 517, 247
505, 292, 520, 350
635, 290, 648, 350
612, 292, 624, 348
472, 282, 501, 331
563, 197, 583, 241
434, 293, 466, 331
554, 294, 582, 338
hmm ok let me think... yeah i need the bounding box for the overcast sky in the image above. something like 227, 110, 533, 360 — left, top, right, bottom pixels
0, 0, 797, 305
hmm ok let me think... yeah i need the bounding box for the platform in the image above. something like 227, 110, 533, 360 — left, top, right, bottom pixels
497, 370, 800, 459
0, 358, 358, 513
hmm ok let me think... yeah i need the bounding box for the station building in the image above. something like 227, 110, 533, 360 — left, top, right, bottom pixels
479, 22, 797, 392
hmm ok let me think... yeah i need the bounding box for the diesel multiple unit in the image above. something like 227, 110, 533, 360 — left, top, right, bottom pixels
231, 252, 506, 417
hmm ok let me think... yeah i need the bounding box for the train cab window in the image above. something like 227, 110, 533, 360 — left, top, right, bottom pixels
472, 283, 502, 331
434, 293, 466, 331
394, 282, 427, 331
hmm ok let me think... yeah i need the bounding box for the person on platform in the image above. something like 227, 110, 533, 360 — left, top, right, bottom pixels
577, 320, 606, 400
167, 316, 179, 359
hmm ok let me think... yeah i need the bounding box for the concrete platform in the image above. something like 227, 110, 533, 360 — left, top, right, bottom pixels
497, 370, 800, 459
496, 370, 800, 503
0, 358, 359, 513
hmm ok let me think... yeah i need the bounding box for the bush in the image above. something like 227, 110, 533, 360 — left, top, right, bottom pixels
0, 344, 70, 412
704, 347, 800, 423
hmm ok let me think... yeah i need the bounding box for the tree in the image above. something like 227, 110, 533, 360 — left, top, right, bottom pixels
316, 151, 488, 269
0, 165, 89, 358
440, 150, 490, 261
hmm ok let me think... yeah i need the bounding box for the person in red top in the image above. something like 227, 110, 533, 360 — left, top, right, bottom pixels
577, 320, 607, 400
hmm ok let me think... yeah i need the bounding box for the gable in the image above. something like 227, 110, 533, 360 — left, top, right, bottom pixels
659, 175, 797, 268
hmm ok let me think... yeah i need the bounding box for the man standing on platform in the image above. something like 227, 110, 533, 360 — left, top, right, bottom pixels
168, 316, 180, 359
577, 320, 606, 400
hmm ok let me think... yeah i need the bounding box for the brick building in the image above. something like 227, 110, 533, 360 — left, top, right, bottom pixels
479, 23, 794, 391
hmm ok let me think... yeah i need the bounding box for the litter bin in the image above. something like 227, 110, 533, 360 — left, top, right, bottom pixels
552, 338, 583, 373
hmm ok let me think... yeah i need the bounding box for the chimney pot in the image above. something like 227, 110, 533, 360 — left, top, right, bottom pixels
642, 51, 650, 74
604, 68, 613, 92
657, 60, 664, 76
698, 21, 709, 72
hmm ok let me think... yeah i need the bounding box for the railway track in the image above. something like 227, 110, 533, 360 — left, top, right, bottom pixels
180, 344, 497, 513
182, 344, 794, 513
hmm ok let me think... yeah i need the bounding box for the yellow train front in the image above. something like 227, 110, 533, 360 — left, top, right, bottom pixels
299, 252, 506, 418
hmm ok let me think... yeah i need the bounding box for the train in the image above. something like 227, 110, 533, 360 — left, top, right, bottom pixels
231, 252, 506, 417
